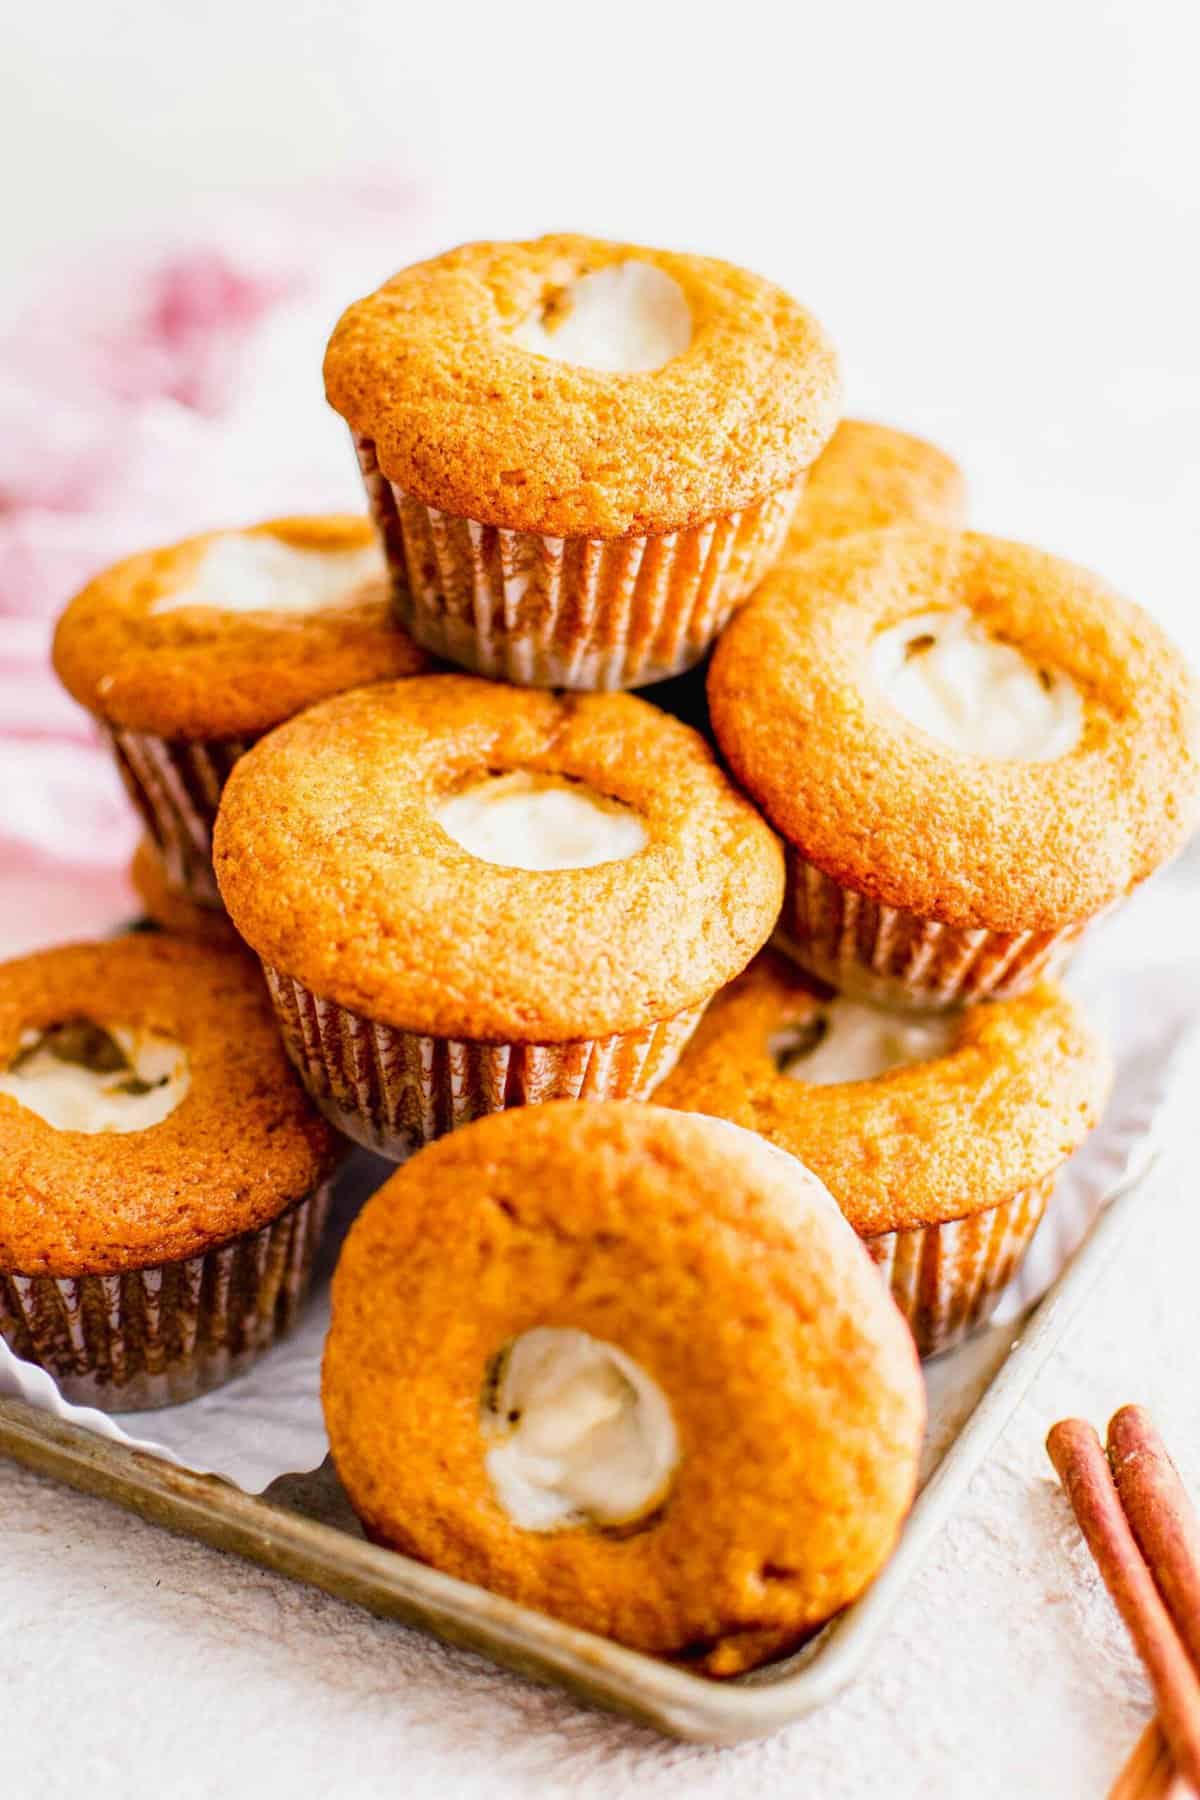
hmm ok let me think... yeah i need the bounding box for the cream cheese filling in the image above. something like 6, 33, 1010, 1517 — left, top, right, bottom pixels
773, 999, 958, 1086
152, 533, 384, 616
870, 608, 1083, 761
481, 1327, 679, 1532
0, 1019, 190, 1132
433, 771, 648, 871
509, 261, 692, 373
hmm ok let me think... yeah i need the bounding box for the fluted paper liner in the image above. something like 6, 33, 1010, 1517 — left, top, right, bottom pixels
783, 850, 1095, 1012
2, 964, 1185, 1489
866, 1172, 1055, 1358
0, 1182, 332, 1412
354, 433, 800, 690
263, 964, 705, 1158
106, 726, 252, 909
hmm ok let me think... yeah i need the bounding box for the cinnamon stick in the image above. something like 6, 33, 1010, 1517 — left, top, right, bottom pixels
1109, 1407, 1200, 1675
1108, 1720, 1178, 1800
1047, 1419, 1200, 1793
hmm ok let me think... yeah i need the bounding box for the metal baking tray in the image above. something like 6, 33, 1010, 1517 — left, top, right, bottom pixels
0, 1153, 1165, 1744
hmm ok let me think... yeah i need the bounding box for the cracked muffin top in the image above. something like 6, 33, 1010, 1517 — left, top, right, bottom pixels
323, 234, 841, 538
53, 514, 432, 740
214, 674, 785, 1041
322, 1100, 924, 1674
709, 528, 1200, 933
0, 936, 340, 1276
784, 418, 966, 558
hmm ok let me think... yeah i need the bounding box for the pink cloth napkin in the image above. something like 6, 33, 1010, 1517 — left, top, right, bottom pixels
0, 180, 428, 956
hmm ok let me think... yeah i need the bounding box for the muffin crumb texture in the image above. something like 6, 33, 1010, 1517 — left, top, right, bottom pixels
322, 1103, 924, 1675
654, 953, 1112, 1237
709, 528, 1200, 934
325, 234, 841, 538
52, 514, 432, 740
785, 418, 967, 557
0, 936, 340, 1275
214, 675, 785, 1042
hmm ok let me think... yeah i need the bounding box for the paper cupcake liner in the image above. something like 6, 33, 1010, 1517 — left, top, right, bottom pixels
783, 851, 1094, 1012
0, 1182, 332, 1412
262, 964, 705, 1159
106, 727, 252, 909
354, 433, 800, 690
865, 1172, 1055, 1358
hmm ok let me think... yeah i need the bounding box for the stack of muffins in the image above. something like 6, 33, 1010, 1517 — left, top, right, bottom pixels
4, 233, 1197, 1676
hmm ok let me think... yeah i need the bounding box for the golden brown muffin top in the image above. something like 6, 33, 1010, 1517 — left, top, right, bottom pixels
52, 514, 433, 740
785, 418, 966, 558
653, 952, 1112, 1236
324, 235, 841, 538
215, 675, 784, 1041
322, 1101, 924, 1674
709, 528, 1200, 933
0, 936, 340, 1276
129, 838, 244, 949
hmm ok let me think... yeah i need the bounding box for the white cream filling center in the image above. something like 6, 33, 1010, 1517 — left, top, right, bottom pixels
433, 771, 648, 872
0, 1020, 190, 1133
482, 1327, 679, 1532
152, 533, 385, 616
870, 608, 1083, 761
773, 998, 958, 1086
509, 261, 692, 373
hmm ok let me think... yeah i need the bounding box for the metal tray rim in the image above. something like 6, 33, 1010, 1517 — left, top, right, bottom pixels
0, 1153, 1164, 1744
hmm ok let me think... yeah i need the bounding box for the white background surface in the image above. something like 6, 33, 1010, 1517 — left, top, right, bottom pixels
2, 2, 1199, 1794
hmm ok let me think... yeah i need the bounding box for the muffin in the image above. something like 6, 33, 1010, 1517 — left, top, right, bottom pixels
0, 936, 341, 1410
653, 952, 1112, 1354
784, 419, 966, 559
709, 528, 1200, 1009
322, 1101, 925, 1674
214, 675, 784, 1158
639, 422, 967, 745
129, 837, 242, 948
324, 234, 840, 690
53, 514, 434, 909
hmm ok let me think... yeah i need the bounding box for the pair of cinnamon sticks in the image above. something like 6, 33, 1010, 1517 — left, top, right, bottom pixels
1047, 1406, 1200, 1798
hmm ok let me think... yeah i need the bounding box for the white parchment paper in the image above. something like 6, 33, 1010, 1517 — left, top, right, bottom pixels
3, 857, 1199, 1494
